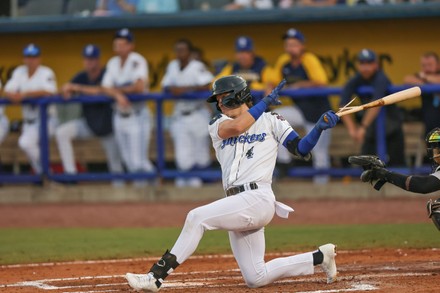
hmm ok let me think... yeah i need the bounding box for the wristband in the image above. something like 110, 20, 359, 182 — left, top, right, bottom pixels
248, 100, 268, 120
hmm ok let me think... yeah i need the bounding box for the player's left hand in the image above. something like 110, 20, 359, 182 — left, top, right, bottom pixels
316, 110, 339, 130
262, 79, 286, 106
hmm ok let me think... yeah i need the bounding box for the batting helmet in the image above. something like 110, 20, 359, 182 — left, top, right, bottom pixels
206, 75, 251, 109
426, 127, 440, 169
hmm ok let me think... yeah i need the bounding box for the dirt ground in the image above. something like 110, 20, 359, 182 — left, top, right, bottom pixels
0, 196, 439, 292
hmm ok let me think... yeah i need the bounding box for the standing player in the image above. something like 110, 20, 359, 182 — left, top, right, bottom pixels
3, 44, 58, 174
161, 39, 214, 187
349, 127, 440, 230
215, 36, 271, 92
271, 28, 332, 183
101, 28, 155, 180
126, 76, 339, 291
56, 44, 123, 178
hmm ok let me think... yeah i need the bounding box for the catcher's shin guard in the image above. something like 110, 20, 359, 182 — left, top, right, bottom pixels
427, 198, 440, 231
149, 250, 179, 288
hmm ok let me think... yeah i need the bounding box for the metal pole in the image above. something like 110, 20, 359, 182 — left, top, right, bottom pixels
10, 0, 18, 17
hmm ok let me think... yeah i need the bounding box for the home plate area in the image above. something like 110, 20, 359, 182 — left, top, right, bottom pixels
1, 249, 439, 293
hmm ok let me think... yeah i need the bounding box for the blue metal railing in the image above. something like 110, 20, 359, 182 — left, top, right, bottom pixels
0, 84, 438, 184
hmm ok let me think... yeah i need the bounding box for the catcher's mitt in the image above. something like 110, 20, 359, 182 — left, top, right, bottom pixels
348, 155, 387, 190
427, 198, 440, 231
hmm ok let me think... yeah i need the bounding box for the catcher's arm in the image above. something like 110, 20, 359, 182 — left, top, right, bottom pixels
348, 155, 440, 193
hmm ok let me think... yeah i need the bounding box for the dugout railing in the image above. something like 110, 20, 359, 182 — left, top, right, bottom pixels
0, 84, 437, 184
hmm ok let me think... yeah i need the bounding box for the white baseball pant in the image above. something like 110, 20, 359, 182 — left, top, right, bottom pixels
276, 106, 331, 184
0, 114, 9, 144
169, 108, 212, 171
18, 117, 58, 174
113, 107, 154, 173
55, 118, 123, 174
170, 184, 315, 288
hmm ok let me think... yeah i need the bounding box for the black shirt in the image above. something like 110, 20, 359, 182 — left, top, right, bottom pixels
71, 69, 113, 137
340, 70, 403, 140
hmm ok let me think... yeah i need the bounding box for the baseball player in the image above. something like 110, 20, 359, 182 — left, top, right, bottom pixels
271, 28, 332, 184
0, 81, 10, 147
56, 44, 123, 178
126, 75, 339, 291
101, 28, 155, 181
3, 44, 58, 174
161, 39, 214, 187
350, 127, 440, 230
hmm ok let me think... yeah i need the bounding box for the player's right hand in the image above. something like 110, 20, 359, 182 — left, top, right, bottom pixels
262, 79, 286, 106
115, 93, 131, 110
316, 110, 339, 130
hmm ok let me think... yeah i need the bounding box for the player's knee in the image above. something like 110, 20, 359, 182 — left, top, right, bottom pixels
243, 275, 266, 288
55, 125, 71, 141
185, 207, 206, 229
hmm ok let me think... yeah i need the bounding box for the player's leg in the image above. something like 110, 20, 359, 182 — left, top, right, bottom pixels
189, 109, 212, 186
113, 114, 130, 170
229, 228, 337, 288
138, 108, 155, 172
305, 121, 331, 184
18, 122, 41, 173
55, 118, 92, 174
170, 115, 194, 186
0, 113, 10, 144
100, 135, 123, 174
126, 189, 276, 291
229, 228, 313, 288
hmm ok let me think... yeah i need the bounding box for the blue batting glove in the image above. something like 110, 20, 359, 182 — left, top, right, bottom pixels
262, 79, 286, 106
316, 110, 339, 130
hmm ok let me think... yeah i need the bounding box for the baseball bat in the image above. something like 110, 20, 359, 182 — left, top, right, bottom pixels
336, 86, 421, 117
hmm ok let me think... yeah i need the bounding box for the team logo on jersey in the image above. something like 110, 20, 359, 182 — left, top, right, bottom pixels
220, 133, 267, 149
271, 112, 286, 121
246, 146, 254, 159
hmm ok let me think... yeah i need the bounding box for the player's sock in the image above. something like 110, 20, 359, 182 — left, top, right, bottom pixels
312, 250, 324, 266
148, 250, 180, 288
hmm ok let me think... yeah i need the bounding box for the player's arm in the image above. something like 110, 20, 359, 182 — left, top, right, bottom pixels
403, 73, 425, 85
371, 169, 440, 194
63, 83, 103, 97
115, 78, 145, 94
218, 80, 286, 139
4, 90, 54, 103
283, 111, 339, 159
101, 86, 131, 109
300, 53, 328, 87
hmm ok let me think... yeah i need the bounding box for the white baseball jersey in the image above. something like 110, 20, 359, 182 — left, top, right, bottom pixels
102, 51, 148, 110
4, 65, 57, 120
102, 51, 154, 174
161, 59, 213, 114
209, 111, 294, 190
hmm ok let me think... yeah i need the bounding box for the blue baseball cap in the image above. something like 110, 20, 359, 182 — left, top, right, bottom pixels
235, 36, 254, 52
82, 44, 100, 58
114, 28, 134, 42
357, 49, 377, 62
23, 43, 41, 57
282, 28, 305, 43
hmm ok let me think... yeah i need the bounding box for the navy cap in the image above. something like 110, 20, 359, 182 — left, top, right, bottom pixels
235, 36, 254, 52
282, 28, 305, 43
82, 44, 100, 58
357, 49, 377, 62
23, 43, 41, 57
114, 28, 134, 42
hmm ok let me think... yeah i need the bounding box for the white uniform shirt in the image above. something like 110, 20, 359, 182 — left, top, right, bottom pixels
161, 59, 213, 115
209, 111, 294, 190
102, 51, 148, 110
4, 65, 57, 120
234, 0, 273, 9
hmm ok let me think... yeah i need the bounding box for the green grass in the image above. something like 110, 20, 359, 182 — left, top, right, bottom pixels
0, 223, 438, 265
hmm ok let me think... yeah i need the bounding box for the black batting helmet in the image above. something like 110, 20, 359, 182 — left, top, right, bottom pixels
207, 75, 251, 109
426, 127, 440, 170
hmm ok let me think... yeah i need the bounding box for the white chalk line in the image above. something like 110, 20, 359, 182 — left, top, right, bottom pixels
0, 268, 433, 292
